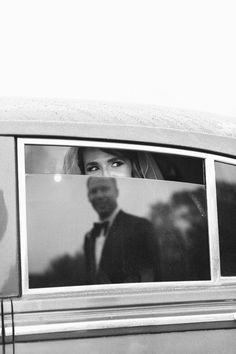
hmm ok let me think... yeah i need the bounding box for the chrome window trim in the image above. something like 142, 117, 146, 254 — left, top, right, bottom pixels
214, 156, 236, 281
18, 140, 29, 293
18, 137, 210, 158
17, 138, 236, 301
214, 155, 236, 166
205, 157, 221, 282
5, 312, 236, 340
5, 296, 236, 340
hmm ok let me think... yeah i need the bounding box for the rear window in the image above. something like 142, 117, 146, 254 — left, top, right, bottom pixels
215, 161, 236, 276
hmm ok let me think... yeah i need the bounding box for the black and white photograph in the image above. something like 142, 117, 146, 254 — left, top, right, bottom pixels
1, 1, 236, 353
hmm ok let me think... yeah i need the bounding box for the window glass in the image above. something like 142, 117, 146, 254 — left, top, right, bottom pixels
215, 161, 236, 276
24, 144, 210, 288
25, 145, 204, 183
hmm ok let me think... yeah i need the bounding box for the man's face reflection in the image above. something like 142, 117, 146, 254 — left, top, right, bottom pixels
87, 177, 118, 220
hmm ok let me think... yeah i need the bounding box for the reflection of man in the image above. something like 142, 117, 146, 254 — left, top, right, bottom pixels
84, 177, 160, 284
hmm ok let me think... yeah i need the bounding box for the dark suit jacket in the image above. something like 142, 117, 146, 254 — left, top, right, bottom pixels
84, 210, 160, 284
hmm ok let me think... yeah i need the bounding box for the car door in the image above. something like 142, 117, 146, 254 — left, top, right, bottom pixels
0, 137, 20, 353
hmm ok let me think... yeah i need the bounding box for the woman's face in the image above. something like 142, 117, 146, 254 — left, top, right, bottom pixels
82, 148, 132, 177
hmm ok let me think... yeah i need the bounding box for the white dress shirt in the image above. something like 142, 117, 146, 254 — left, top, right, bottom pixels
95, 207, 120, 270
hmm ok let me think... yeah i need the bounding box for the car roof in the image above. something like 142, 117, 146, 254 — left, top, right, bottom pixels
0, 98, 236, 157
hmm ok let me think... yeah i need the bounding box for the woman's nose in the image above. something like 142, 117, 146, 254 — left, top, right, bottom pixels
101, 167, 110, 177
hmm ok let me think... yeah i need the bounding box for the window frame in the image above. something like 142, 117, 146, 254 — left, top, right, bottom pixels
214, 157, 236, 282
17, 137, 236, 304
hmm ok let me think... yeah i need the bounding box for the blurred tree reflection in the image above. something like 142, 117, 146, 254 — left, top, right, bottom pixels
150, 187, 210, 281
30, 251, 87, 288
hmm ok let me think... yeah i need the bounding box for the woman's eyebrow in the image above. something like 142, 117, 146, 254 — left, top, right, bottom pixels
86, 161, 99, 166
108, 157, 121, 163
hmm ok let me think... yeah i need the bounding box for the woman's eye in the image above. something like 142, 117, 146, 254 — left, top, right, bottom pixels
86, 165, 99, 172
111, 160, 124, 168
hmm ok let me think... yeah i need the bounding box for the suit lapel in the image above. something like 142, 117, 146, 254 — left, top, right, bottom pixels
86, 231, 97, 283
99, 211, 125, 273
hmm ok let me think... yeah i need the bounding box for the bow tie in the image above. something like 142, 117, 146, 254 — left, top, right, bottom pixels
92, 221, 109, 239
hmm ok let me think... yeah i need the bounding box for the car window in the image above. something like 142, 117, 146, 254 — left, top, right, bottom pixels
215, 161, 236, 276
21, 142, 210, 289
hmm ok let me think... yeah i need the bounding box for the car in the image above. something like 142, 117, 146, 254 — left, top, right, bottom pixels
1, 98, 236, 353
